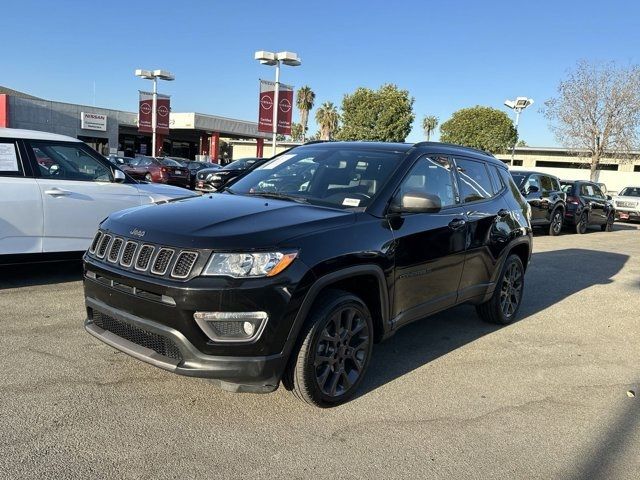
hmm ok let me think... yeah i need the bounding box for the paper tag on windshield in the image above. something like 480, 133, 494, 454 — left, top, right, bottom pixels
260, 154, 296, 169
343, 198, 361, 207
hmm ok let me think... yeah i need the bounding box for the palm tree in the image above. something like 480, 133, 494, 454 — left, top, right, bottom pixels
315, 102, 339, 140
296, 86, 316, 141
422, 115, 439, 141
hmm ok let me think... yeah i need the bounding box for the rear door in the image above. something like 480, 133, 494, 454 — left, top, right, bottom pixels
583, 183, 607, 224
27, 140, 143, 252
0, 138, 43, 254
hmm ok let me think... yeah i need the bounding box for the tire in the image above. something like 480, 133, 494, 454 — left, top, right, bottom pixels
144, 173, 153, 182
476, 254, 525, 325
601, 212, 614, 232
288, 289, 374, 407
576, 212, 588, 234
548, 209, 563, 236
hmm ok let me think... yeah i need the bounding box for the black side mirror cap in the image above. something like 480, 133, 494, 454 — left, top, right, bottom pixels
527, 185, 540, 194
389, 192, 442, 214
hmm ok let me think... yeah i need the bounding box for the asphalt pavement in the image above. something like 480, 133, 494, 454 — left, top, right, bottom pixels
1, 223, 639, 479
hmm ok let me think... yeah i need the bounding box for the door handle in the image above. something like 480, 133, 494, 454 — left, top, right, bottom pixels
497, 209, 509, 218
44, 188, 70, 197
448, 218, 466, 230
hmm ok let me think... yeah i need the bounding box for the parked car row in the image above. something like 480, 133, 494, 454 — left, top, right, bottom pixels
509, 170, 619, 235
195, 157, 266, 192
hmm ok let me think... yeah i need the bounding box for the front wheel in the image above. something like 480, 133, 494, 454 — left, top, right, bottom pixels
576, 212, 588, 234
548, 209, 563, 236
144, 173, 153, 182
601, 212, 614, 232
476, 254, 525, 325
288, 289, 373, 407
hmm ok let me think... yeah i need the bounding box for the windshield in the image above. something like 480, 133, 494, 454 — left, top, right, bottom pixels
510, 172, 527, 187
620, 187, 640, 197
224, 159, 248, 170
161, 158, 182, 167
228, 147, 404, 209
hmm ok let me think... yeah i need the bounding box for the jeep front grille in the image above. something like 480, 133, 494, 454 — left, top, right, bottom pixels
135, 245, 155, 271
87, 230, 201, 280
91, 310, 182, 362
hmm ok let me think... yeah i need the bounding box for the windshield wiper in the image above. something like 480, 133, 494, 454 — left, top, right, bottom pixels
246, 191, 310, 204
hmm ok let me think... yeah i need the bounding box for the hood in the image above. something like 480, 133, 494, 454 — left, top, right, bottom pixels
135, 182, 196, 203
102, 193, 355, 250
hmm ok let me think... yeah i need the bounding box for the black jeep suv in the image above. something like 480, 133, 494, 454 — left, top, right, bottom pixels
510, 171, 566, 235
83, 142, 532, 407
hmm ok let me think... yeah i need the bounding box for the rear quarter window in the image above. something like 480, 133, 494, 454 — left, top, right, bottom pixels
0, 141, 25, 177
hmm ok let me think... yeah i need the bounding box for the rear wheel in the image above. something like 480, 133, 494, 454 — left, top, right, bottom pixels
576, 212, 588, 234
601, 212, 614, 232
548, 209, 563, 236
476, 254, 525, 325
288, 289, 373, 407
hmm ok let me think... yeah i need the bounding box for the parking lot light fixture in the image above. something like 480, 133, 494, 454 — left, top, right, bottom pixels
504, 97, 534, 165
254, 50, 301, 156
135, 68, 175, 157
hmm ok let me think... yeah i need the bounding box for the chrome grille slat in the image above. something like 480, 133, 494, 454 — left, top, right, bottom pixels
151, 248, 175, 275
171, 251, 198, 279
135, 245, 155, 271
120, 241, 138, 267
107, 238, 124, 263
89, 231, 103, 254
96, 234, 112, 258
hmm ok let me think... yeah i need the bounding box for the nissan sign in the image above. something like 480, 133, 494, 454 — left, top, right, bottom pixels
80, 112, 107, 131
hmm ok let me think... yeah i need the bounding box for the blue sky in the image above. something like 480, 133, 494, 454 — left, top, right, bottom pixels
2, 0, 639, 146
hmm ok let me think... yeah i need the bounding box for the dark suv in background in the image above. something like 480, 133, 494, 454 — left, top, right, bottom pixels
83, 141, 532, 407
561, 180, 615, 233
510, 171, 566, 235
195, 157, 266, 192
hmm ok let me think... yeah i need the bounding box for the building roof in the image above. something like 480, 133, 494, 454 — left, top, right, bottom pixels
0, 128, 81, 142
0, 86, 44, 100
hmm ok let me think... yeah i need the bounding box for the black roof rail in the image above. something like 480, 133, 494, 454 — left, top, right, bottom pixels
303, 139, 333, 145
412, 141, 495, 158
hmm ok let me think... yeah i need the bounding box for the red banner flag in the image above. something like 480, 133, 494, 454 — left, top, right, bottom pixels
258, 80, 294, 135
138, 91, 170, 134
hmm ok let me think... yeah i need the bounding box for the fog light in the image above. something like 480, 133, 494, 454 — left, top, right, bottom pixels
193, 311, 267, 343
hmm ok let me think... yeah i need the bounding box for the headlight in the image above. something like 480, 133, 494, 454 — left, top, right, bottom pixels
202, 251, 297, 278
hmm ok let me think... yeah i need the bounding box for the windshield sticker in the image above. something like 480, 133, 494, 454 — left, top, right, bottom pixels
343, 198, 361, 207
0, 143, 19, 171
260, 154, 296, 170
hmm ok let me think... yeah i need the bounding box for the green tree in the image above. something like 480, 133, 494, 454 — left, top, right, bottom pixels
422, 115, 439, 141
337, 84, 414, 142
516, 139, 527, 147
440, 106, 517, 154
290, 122, 304, 142
315, 102, 340, 140
295, 86, 316, 141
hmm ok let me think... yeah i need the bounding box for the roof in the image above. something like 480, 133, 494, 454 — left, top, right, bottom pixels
0, 128, 81, 142
0, 86, 43, 100
297, 141, 414, 152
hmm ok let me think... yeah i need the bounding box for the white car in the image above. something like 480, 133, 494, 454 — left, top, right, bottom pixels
0, 128, 195, 260
612, 186, 640, 222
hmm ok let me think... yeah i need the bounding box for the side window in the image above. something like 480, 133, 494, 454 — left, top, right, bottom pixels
0, 141, 24, 177
592, 185, 605, 199
523, 174, 540, 193
581, 184, 595, 197
552, 177, 561, 191
540, 176, 554, 193
455, 158, 493, 203
396, 155, 457, 207
488, 165, 505, 195
30, 142, 112, 182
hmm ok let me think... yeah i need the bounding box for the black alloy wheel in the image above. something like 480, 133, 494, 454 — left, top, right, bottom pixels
476, 254, 525, 325
287, 290, 373, 407
576, 212, 588, 234
549, 210, 563, 236
500, 261, 524, 318
601, 212, 615, 232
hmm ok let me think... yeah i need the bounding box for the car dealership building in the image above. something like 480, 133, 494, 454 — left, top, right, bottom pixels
0, 86, 271, 162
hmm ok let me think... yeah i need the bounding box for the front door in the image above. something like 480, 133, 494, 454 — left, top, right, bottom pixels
391, 155, 467, 327
582, 183, 607, 224
523, 174, 546, 223
26, 140, 142, 252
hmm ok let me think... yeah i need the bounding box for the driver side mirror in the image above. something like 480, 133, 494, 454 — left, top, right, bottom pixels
113, 169, 126, 183
606, 195, 612, 200
390, 192, 442, 214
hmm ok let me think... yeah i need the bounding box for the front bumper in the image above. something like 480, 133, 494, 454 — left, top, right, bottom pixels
85, 297, 284, 392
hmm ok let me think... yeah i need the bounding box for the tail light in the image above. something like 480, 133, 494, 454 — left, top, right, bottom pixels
567, 196, 580, 205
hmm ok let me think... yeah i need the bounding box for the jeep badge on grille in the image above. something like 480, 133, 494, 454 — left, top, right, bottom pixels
130, 228, 146, 238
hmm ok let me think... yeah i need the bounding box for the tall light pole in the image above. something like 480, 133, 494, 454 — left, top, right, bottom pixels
254, 51, 301, 156
504, 97, 534, 165
135, 69, 174, 157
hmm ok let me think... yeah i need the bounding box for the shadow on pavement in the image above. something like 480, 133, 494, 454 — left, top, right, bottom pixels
359, 248, 629, 397
0, 259, 83, 289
